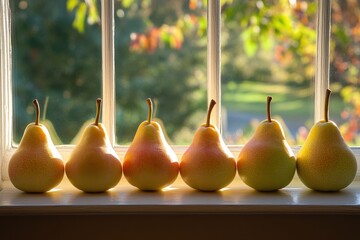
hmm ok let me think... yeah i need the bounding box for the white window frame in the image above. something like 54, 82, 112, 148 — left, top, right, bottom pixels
1, 0, 360, 181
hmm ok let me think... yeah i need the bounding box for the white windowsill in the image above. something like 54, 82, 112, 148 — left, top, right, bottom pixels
1, 176, 360, 215
1, 145, 360, 216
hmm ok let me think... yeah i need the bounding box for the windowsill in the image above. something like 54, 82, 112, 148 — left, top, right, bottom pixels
1, 177, 360, 215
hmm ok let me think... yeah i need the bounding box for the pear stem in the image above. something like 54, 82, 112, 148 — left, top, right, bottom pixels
324, 89, 331, 122
206, 99, 216, 127
95, 98, 102, 126
33, 99, 40, 125
146, 98, 153, 124
267, 96, 272, 122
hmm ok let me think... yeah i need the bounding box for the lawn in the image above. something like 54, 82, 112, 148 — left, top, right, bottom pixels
221, 81, 347, 144
222, 81, 345, 119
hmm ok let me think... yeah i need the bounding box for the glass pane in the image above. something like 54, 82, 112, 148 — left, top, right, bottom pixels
221, 0, 316, 145
12, 0, 102, 144
330, 0, 360, 146
115, 0, 207, 145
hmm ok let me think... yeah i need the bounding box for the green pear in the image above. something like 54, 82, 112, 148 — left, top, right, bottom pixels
8, 99, 64, 193
297, 89, 357, 191
180, 99, 236, 191
66, 99, 122, 192
123, 98, 179, 191
237, 96, 296, 191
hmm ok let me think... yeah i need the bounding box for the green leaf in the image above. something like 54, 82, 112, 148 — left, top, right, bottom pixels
73, 2, 87, 33
272, 14, 293, 36
333, 25, 350, 46
197, 16, 207, 37
122, 0, 135, 8
241, 28, 257, 57
67, 0, 79, 12
221, 0, 233, 6
87, 0, 100, 24
160, 30, 170, 46
260, 33, 274, 52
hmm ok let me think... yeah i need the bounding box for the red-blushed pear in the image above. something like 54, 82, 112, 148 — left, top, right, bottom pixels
180, 99, 236, 191
66, 98, 122, 192
237, 96, 296, 191
296, 89, 357, 191
8, 99, 64, 193
123, 98, 179, 191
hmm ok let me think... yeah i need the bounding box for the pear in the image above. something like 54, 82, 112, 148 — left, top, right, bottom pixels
8, 99, 64, 193
180, 99, 236, 191
297, 89, 357, 191
123, 98, 179, 191
237, 96, 296, 191
66, 98, 122, 192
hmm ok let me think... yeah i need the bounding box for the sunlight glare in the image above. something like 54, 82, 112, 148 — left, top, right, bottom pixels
289, 0, 297, 7
218, 187, 231, 192
161, 187, 178, 192
48, 188, 62, 193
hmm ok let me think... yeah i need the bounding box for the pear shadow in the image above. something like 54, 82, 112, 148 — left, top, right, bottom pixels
297, 188, 359, 205
8, 190, 63, 205
176, 188, 231, 204
66, 189, 122, 205
120, 188, 170, 204
235, 188, 295, 205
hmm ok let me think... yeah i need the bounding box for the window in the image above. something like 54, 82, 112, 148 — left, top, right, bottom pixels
114, 0, 207, 145
330, 0, 360, 146
221, 0, 316, 145
1, 0, 360, 182
11, 0, 102, 145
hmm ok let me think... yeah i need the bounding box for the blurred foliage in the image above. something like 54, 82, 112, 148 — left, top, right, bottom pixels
221, 0, 317, 85
12, 0, 102, 144
67, 0, 100, 33
12, 0, 207, 144
11, 0, 360, 145
331, 0, 360, 145
113, 0, 208, 144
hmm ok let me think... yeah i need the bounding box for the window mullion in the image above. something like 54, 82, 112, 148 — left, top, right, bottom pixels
314, 0, 331, 122
207, 0, 221, 129
0, 0, 13, 151
0, 0, 13, 182
101, 0, 116, 145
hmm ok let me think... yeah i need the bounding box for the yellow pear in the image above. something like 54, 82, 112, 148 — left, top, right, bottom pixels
180, 100, 236, 191
237, 96, 296, 191
66, 99, 122, 192
8, 99, 64, 193
123, 98, 179, 191
297, 89, 357, 191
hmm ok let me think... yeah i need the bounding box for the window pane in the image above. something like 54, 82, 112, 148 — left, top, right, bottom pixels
12, 0, 102, 144
330, 0, 360, 146
115, 0, 207, 145
221, 0, 316, 145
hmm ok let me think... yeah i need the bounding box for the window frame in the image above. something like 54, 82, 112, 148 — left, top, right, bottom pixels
0, 0, 13, 181
1, 0, 360, 181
